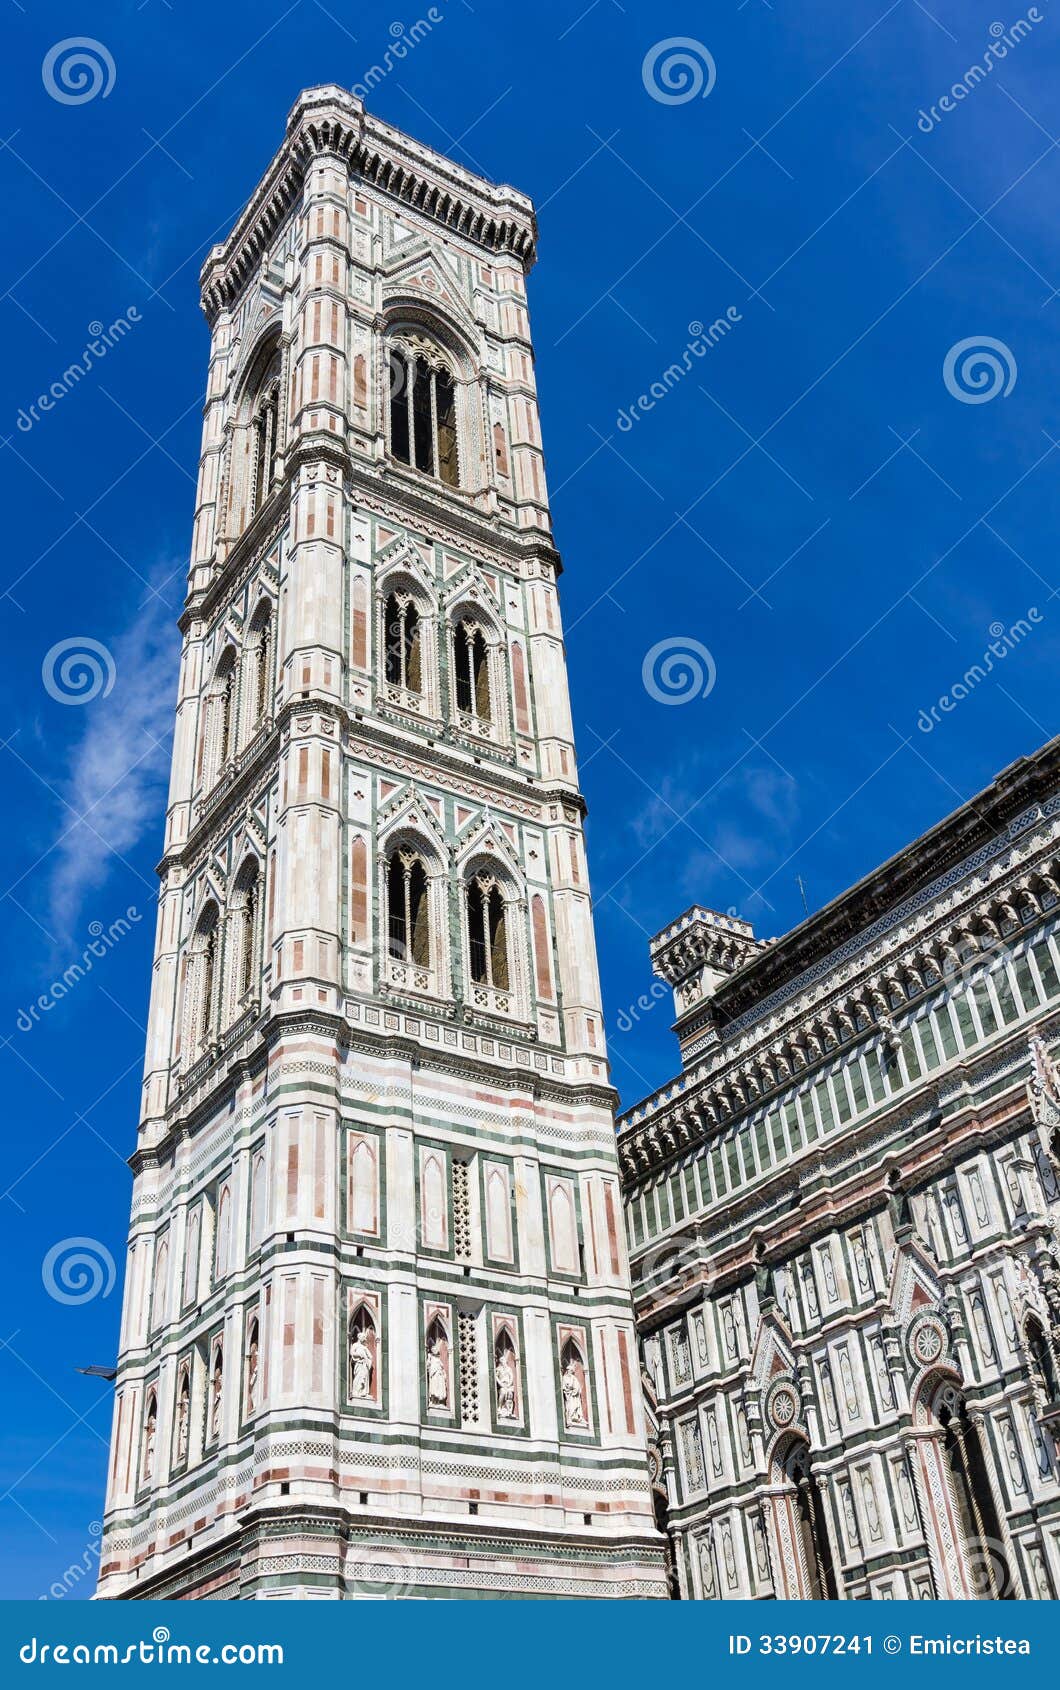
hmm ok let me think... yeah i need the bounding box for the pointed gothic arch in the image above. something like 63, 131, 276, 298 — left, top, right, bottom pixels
425, 1312, 452, 1411
186, 900, 221, 1056
348, 1302, 379, 1403
378, 565, 437, 714
174, 1363, 191, 1465
380, 828, 445, 998
462, 854, 523, 1016
200, 647, 237, 791
245, 1316, 260, 1417
209, 1338, 224, 1442
228, 854, 262, 1019
386, 329, 460, 486
766, 1432, 838, 1600
141, 1389, 158, 1484
241, 597, 275, 742
227, 329, 283, 537
250, 1149, 267, 1249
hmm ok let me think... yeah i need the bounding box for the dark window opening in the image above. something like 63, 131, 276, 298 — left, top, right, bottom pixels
388, 852, 431, 967
467, 877, 508, 990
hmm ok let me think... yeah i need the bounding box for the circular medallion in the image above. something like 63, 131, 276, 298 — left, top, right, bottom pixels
768, 1382, 799, 1429
910, 1318, 945, 1367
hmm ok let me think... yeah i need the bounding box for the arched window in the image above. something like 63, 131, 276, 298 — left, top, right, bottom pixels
387, 337, 460, 487
1026, 1316, 1059, 1403
243, 603, 273, 735
201, 649, 236, 788
466, 872, 509, 991
228, 333, 283, 539
384, 592, 422, 693
781, 1438, 837, 1600
934, 1383, 1013, 1598
189, 903, 220, 1050
254, 387, 279, 512
453, 619, 491, 721
231, 859, 260, 1009
387, 849, 431, 967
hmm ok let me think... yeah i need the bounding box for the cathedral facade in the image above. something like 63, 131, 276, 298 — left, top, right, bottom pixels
619, 742, 1060, 1600
97, 87, 665, 1600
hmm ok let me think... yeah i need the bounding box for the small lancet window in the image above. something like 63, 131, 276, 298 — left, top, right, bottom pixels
384, 593, 422, 693
235, 861, 260, 1002
454, 620, 491, 720
252, 365, 281, 515
194, 905, 219, 1046
387, 850, 431, 967
467, 874, 508, 990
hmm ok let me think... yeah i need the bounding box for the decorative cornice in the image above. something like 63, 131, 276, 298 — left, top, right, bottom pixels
619, 763, 1060, 1176
715, 734, 1060, 1026
199, 86, 537, 324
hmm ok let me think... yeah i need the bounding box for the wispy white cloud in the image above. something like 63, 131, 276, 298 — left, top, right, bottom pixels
48, 583, 180, 938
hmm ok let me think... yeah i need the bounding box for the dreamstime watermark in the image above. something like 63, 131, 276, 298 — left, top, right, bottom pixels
39, 1523, 103, 1600
642, 38, 716, 105
943, 335, 1017, 403
15, 908, 142, 1034
916, 12, 1045, 133
642, 637, 717, 705
916, 610, 1042, 732
19, 1629, 284, 1666
16, 309, 142, 434
42, 637, 116, 705
42, 38, 115, 105
616, 311, 742, 431
41, 1238, 116, 1306
352, 13, 446, 99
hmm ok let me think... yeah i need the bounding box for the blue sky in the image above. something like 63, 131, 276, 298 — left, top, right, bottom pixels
2, 0, 1060, 1599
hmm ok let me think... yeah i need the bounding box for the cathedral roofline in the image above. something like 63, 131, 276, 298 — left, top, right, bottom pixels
618, 731, 1060, 1147
199, 85, 538, 321
711, 731, 1060, 1029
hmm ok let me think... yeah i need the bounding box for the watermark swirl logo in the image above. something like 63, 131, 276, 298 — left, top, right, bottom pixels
42, 39, 116, 106
964, 1535, 1011, 1597
642, 38, 716, 105
642, 637, 716, 705
42, 1237, 116, 1305
42, 637, 116, 705
943, 336, 1016, 404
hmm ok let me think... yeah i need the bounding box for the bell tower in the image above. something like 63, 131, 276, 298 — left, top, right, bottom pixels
97, 87, 665, 1599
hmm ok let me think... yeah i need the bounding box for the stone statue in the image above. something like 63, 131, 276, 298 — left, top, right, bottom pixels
427, 1339, 449, 1407
496, 1349, 517, 1419
246, 1338, 258, 1414
176, 1387, 189, 1462
561, 1358, 586, 1427
349, 1326, 374, 1399
210, 1361, 222, 1439
143, 1414, 156, 1480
